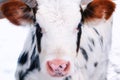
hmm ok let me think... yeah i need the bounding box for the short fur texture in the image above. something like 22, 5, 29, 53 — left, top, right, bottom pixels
1, 1, 34, 25
1, 0, 116, 80
83, 0, 115, 22
0, 0, 37, 19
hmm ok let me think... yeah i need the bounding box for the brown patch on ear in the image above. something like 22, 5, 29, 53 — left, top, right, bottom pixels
1, 1, 34, 25
83, 0, 116, 22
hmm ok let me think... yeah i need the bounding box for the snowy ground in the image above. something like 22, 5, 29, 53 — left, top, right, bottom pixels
0, 1, 120, 80
108, 0, 120, 80
0, 20, 30, 80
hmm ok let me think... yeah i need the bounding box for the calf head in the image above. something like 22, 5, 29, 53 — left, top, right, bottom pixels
1, 0, 115, 78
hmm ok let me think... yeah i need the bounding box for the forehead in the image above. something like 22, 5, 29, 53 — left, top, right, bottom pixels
36, 0, 81, 31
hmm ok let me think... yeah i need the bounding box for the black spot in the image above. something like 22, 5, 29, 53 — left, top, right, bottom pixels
32, 34, 35, 44
100, 36, 103, 46
80, 47, 88, 61
19, 71, 24, 80
32, 7, 38, 22
31, 46, 36, 60
28, 55, 41, 71
89, 38, 95, 46
19, 71, 27, 80
94, 62, 98, 67
18, 55, 40, 80
18, 52, 28, 65
88, 44, 93, 52
64, 76, 72, 80
35, 23, 43, 53
93, 28, 100, 36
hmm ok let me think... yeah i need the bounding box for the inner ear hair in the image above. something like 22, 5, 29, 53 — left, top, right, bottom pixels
1, 0, 34, 26
82, 0, 116, 23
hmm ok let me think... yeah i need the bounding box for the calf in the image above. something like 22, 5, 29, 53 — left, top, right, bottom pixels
1, 0, 115, 80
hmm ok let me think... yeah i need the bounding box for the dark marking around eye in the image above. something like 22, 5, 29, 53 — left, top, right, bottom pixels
35, 23, 43, 53
76, 23, 82, 53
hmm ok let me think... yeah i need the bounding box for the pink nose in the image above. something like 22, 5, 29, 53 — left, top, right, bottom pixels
46, 59, 70, 77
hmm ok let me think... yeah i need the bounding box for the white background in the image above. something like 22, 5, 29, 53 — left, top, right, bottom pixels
0, 1, 120, 80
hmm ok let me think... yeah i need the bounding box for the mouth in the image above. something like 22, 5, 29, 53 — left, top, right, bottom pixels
52, 72, 66, 77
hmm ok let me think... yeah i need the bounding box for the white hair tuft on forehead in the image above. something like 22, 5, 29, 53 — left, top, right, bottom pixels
36, 0, 81, 30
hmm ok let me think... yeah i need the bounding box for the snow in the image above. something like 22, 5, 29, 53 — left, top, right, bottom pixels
108, 0, 120, 80
0, 1, 120, 80
0, 20, 30, 80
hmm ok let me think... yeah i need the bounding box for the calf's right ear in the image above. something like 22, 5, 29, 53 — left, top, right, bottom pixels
1, 1, 34, 26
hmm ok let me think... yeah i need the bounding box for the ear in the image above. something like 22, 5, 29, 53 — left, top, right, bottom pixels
1, 0, 34, 26
0, 0, 10, 19
83, 0, 116, 22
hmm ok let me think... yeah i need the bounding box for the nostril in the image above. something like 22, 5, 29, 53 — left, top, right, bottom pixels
58, 62, 70, 72
46, 59, 70, 77
64, 62, 70, 71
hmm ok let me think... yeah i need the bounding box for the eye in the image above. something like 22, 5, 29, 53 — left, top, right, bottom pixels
34, 23, 46, 33
76, 23, 82, 52
77, 23, 82, 30
35, 23, 43, 53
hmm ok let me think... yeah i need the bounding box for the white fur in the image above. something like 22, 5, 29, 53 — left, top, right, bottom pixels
15, 0, 114, 80
80, 18, 113, 80
35, 1, 82, 78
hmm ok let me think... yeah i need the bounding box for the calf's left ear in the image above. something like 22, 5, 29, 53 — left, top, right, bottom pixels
1, 1, 34, 26
83, 0, 116, 22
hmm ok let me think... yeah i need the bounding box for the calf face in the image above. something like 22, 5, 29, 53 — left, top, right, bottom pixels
35, 0, 83, 77
2, 0, 83, 77
1, 0, 115, 79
